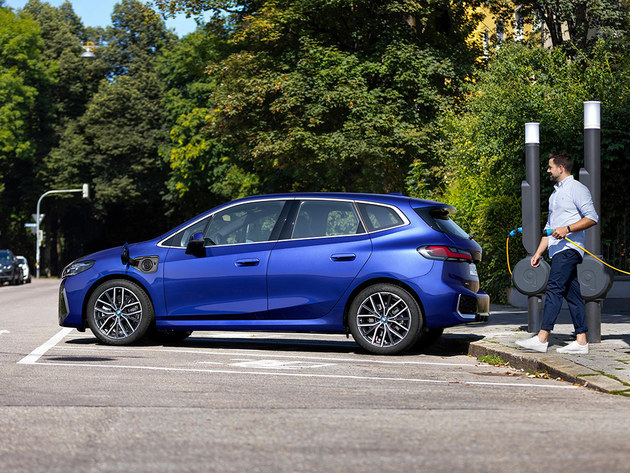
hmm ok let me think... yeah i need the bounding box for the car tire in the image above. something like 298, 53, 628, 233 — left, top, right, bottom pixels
146, 328, 193, 344
86, 279, 154, 345
348, 283, 423, 355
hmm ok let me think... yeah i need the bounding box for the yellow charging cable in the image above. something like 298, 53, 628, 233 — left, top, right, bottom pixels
506, 236, 513, 275
564, 236, 630, 276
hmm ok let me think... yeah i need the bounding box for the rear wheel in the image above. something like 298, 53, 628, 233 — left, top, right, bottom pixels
87, 279, 154, 345
348, 284, 423, 355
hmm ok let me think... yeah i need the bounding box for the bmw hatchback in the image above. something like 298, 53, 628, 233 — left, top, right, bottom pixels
59, 193, 489, 355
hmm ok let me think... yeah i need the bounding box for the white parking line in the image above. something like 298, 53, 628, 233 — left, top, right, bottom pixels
21, 359, 578, 390
18, 328, 73, 365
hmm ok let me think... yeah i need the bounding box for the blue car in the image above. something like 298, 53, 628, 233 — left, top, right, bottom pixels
59, 193, 489, 355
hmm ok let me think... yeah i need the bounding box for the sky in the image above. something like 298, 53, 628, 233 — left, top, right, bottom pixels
4, 0, 202, 37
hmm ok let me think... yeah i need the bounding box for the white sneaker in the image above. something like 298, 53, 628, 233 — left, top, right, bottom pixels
515, 336, 548, 353
557, 341, 589, 354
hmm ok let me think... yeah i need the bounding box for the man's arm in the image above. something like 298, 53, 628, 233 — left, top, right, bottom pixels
531, 236, 549, 268
551, 217, 597, 240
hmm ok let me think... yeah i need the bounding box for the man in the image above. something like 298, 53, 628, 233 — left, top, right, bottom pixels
516, 151, 598, 354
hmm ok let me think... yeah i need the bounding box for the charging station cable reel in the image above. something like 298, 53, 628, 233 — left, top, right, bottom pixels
506, 228, 550, 296
507, 228, 616, 301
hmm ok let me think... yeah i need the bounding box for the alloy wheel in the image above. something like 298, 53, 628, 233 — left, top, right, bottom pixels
355, 291, 412, 348
93, 286, 143, 340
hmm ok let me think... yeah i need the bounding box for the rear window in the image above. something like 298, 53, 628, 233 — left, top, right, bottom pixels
414, 207, 469, 239
357, 203, 404, 232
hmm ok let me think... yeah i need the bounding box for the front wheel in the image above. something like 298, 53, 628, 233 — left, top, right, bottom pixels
87, 279, 154, 345
348, 284, 423, 355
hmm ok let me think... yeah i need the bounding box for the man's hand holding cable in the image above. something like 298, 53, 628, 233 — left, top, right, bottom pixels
551, 226, 570, 240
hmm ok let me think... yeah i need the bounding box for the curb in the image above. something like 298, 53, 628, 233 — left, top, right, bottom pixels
468, 340, 629, 394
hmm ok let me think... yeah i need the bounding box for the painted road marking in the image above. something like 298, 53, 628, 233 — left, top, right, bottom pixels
226, 359, 336, 369
19, 359, 579, 390
18, 328, 73, 365
0, 330, 9, 335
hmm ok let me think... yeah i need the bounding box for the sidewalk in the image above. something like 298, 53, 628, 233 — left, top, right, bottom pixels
444, 304, 630, 394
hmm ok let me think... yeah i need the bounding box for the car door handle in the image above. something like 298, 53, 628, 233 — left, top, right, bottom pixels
235, 258, 260, 267
330, 253, 356, 262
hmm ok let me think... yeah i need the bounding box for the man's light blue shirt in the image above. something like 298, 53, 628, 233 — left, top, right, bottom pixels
544, 175, 598, 258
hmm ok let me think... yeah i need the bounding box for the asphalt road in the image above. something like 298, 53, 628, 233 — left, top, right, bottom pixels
2, 279, 630, 473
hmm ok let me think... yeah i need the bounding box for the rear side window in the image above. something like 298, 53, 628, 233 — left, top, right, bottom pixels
292, 200, 363, 239
414, 207, 469, 239
357, 203, 404, 232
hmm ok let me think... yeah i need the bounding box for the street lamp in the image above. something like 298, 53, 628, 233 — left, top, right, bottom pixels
35, 184, 90, 278
80, 41, 96, 58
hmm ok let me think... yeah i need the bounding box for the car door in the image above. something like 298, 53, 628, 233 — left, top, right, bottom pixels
163, 199, 287, 319
267, 199, 372, 320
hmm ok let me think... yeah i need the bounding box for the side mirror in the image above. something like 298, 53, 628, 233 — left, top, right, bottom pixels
185, 238, 206, 258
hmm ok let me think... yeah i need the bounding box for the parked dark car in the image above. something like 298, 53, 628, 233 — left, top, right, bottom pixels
59, 193, 489, 355
0, 249, 23, 286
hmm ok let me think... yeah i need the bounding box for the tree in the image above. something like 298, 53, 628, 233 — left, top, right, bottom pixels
153, 0, 485, 195
488, 0, 629, 54
22, 0, 108, 127
0, 5, 54, 256
44, 0, 176, 266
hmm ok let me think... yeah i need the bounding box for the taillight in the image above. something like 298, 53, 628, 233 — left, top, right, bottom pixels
417, 245, 473, 262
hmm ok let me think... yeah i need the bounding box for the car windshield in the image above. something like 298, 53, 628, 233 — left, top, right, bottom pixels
0, 252, 10, 262
17, 257, 26, 264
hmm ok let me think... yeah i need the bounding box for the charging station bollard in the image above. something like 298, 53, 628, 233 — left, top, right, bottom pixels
579, 101, 611, 343
515, 122, 546, 332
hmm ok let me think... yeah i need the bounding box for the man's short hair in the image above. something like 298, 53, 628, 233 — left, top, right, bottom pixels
550, 151, 573, 173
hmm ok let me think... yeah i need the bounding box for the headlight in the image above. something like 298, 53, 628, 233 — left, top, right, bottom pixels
62, 260, 95, 278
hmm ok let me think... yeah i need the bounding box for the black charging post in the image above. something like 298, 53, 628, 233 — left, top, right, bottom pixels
512, 122, 550, 332
579, 101, 613, 343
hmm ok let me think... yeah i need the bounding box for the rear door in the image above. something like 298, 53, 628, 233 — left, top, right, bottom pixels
266, 199, 372, 319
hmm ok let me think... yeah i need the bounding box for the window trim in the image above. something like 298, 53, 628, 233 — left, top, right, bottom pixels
158, 197, 410, 248
157, 198, 291, 249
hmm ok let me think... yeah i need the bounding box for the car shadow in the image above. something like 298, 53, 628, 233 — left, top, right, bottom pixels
65, 332, 479, 357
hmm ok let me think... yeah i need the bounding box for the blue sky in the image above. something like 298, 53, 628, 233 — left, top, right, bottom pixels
4, 0, 202, 37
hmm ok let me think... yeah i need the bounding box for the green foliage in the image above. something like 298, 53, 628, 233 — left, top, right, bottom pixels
0, 5, 54, 254
44, 0, 175, 257
160, 0, 483, 195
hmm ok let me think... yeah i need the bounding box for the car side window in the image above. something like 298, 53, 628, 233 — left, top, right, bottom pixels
205, 201, 285, 245
291, 200, 363, 239
357, 203, 404, 232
